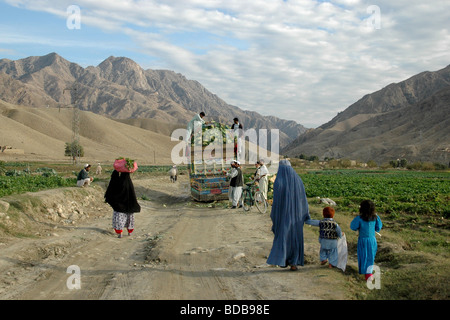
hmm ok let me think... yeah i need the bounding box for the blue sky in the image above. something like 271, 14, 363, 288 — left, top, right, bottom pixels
0, 0, 449, 128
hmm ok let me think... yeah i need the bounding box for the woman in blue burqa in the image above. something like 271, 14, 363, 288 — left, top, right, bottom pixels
267, 159, 312, 271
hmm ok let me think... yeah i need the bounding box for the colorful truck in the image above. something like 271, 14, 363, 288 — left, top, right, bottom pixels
188, 122, 236, 202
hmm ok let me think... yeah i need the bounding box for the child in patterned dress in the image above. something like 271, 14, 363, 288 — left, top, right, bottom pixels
308, 207, 343, 268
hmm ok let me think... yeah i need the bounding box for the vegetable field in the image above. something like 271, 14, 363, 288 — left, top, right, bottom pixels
0, 175, 75, 198
299, 170, 450, 218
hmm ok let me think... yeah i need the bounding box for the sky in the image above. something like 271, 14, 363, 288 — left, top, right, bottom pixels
0, 0, 449, 128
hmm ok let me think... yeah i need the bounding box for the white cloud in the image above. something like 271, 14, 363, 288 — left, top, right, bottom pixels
2, 0, 450, 127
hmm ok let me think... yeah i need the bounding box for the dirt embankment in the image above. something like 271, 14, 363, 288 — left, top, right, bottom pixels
0, 175, 354, 300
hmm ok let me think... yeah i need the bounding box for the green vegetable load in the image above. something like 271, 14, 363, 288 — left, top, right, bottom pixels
191, 121, 234, 147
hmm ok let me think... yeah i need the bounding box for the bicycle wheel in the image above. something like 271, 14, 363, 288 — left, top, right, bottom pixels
254, 191, 268, 214
242, 189, 252, 211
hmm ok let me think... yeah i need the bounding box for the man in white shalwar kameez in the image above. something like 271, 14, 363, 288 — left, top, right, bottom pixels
231, 118, 244, 162
185, 112, 206, 162
255, 159, 269, 200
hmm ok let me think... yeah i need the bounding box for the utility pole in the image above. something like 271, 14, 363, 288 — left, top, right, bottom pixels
64, 84, 81, 164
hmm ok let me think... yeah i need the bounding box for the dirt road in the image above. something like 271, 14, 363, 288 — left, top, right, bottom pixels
0, 175, 350, 300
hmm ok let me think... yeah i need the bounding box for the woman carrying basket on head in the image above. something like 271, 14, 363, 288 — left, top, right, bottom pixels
105, 158, 141, 238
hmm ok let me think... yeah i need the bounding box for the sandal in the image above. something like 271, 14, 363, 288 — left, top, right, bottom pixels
290, 266, 298, 271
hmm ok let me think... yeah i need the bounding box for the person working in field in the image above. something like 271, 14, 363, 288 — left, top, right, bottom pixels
96, 163, 102, 175
77, 164, 93, 187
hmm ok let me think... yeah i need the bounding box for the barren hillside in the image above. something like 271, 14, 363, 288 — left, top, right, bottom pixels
0, 100, 179, 165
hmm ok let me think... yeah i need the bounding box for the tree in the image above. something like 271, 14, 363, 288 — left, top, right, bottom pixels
340, 158, 351, 168
399, 159, 408, 168
367, 160, 378, 168
65, 142, 84, 163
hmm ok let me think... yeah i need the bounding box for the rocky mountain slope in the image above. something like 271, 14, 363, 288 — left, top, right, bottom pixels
0, 53, 307, 149
283, 64, 450, 163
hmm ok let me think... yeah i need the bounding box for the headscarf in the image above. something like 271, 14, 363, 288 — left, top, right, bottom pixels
270, 159, 310, 226
104, 170, 141, 214
266, 159, 310, 267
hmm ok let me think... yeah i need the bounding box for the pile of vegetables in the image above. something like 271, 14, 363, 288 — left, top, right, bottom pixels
116, 157, 135, 170
191, 121, 235, 147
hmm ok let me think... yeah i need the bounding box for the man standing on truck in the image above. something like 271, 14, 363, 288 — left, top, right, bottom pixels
186, 112, 206, 142
225, 160, 244, 209
231, 117, 244, 161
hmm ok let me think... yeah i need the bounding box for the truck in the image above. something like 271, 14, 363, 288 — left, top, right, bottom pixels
188, 121, 236, 202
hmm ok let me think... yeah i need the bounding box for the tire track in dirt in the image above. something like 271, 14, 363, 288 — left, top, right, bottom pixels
132, 208, 231, 299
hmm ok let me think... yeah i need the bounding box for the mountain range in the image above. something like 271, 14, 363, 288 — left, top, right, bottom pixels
283, 64, 450, 164
0, 52, 306, 149
0, 52, 449, 164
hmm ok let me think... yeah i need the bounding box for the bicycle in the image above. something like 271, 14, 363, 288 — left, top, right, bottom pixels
240, 181, 268, 213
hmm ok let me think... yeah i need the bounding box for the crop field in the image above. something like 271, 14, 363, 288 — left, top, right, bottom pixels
243, 168, 449, 218
0, 162, 189, 198
0, 162, 76, 198
298, 170, 450, 218
2, 161, 449, 219
0, 176, 75, 198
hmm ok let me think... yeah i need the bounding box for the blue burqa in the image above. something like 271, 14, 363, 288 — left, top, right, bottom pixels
266, 160, 311, 267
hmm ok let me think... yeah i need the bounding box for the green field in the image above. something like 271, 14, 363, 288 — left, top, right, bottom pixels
2, 162, 449, 219
299, 170, 450, 218
244, 168, 449, 218
0, 162, 188, 198
0, 162, 76, 198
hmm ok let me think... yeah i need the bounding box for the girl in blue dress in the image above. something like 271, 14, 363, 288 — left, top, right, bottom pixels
350, 200, 382, 280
